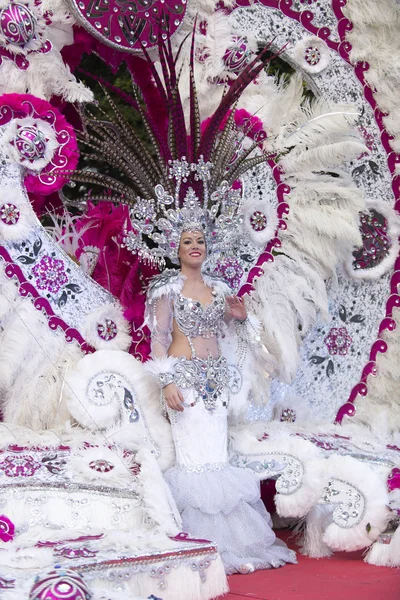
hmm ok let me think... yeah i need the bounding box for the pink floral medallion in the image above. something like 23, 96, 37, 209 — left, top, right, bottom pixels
89, 459, 115, 473
28, 568, 91, 600
32, 255, 68, 294
0, 203, 20, 225
0, 515, 15, 542
0, 94, 78, 195
304, 46, 321, 66
97, 319, 118, 341
324, 327, 352, 356
0, 454, 42, 477
215, 256, 244, 290
250, 210, 267, 232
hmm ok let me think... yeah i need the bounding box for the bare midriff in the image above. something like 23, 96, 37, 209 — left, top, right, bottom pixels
168, 318, 220, 360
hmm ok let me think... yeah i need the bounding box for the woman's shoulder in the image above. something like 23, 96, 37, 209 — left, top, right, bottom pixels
202, 272, 232, 296
147, 269, 185, 302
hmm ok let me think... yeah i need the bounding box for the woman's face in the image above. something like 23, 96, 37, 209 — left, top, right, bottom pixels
178, 231, 206, 268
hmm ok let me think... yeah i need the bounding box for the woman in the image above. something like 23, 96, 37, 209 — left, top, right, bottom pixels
146, 229, 296, 574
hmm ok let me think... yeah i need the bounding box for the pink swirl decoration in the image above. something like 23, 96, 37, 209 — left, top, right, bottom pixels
0, 93, 78, 195
0, 515, 15, 543
0, 3, 37, 48
29, 568, 91, 600
388, 468, 400, 492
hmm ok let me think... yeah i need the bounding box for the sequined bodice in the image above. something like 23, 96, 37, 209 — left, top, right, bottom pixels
173, 292, 226, 339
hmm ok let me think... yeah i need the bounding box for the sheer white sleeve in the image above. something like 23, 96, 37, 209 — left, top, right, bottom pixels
149, 295, 173, 359
144, 293, 177, 388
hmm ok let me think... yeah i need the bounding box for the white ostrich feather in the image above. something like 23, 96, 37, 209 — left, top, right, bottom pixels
277, 100, 359, 150
280, 140, 367, 174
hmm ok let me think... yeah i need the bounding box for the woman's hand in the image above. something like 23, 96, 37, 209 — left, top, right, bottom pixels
226, 296, 247, 321
163, 383, 185, 412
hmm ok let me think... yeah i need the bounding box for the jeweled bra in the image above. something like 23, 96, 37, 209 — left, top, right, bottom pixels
173, 293, 225, 340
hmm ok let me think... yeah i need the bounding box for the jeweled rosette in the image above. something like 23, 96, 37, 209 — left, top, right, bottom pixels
0, 93, 79, 194
28, 568, 92, 600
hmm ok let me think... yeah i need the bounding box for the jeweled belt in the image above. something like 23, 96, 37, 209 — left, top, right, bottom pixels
174, 355, 229, 412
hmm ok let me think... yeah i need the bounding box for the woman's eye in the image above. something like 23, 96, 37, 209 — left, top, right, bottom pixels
198, 240, 205, 245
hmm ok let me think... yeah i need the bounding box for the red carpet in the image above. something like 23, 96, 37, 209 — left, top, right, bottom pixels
216, 531, 400, 600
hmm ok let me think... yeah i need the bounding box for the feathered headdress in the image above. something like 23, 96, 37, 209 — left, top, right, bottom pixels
65, 28, 278, 267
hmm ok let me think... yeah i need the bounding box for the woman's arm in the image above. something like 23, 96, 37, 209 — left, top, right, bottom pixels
146, 294, 184, 412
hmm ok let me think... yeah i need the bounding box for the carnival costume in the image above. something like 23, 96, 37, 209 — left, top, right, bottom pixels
64, 31, 297, 573
145, 268, 296, 573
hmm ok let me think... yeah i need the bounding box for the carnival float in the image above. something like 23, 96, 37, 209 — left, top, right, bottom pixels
0, 0, 399, 598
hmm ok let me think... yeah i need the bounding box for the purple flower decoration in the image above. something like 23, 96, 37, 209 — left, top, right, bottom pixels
32, 255, 68, 294
388, 468, 400, 492
324, 327, 352, 356
0, 515, 15, 543
215, 256, 244, 290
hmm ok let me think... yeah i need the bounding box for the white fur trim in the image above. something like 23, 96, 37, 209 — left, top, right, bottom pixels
64, 350, 175, 471
82, 304, 132, 351
66, 446, 139, 486
320, 455, 391, 551
242, 198, 279, 248
292, 36, 331, 75
144, 355, 178, 383
136, 447, 182, 533
365, 526, 400, 567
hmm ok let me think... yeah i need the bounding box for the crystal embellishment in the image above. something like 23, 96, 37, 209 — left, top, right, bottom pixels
250, 210, 267, 231
32, 255, 69, 295
352, 209, 391, 271
0, 203, 20, 225
280, 408, 296, 423
0, 2, 37, 47
304, 46, 321, 66
28, 568, 91, 600
12, 124, 47, 162
89, 459, 115, 473
97, 319, 118, 341
324, 327, 352, 356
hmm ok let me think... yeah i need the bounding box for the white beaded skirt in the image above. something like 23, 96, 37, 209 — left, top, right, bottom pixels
165, 385, 297, 574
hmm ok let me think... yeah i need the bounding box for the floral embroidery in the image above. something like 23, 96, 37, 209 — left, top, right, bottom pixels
215, 256, 243, 289
32, 255, 68, 294
324, 327, 352, 356
309, 304, 364, 378
0, 454, 42, 477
